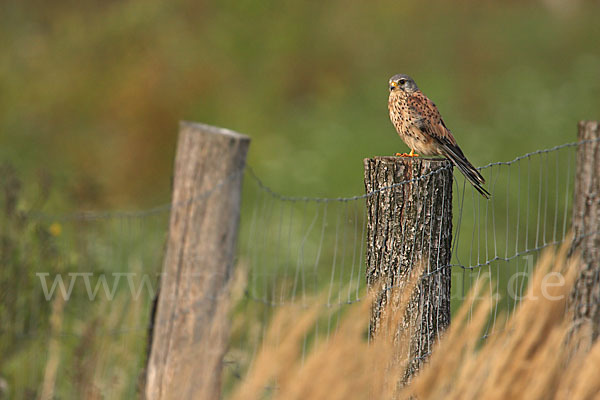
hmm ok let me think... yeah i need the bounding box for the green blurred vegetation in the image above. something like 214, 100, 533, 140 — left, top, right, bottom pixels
0, 166, 168, 398
1, 0, 599, 207
1, 0, 600, 398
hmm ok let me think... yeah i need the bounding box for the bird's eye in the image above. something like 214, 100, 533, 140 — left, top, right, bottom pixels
399, 79, 406, 85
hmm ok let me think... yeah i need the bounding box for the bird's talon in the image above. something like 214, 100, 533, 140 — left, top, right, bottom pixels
395, 150, 420, 157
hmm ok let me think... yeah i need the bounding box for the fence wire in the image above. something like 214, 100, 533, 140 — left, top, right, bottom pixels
0, 138, 598, 399
225, 138, 597, 392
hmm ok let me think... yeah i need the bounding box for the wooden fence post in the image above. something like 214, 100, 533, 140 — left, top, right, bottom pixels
145, 122, 250, 400
571, 120, 600, 344
364, 157, 453, 381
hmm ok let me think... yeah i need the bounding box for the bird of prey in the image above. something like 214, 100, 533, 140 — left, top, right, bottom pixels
388, 74, 490, 198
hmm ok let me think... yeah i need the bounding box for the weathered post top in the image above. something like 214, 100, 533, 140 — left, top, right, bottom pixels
146, 121, 250, 400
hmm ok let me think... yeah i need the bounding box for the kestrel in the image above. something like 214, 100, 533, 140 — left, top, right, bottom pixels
388, 74, 490, 199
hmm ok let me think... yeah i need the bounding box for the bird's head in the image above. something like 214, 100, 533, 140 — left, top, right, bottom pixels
389, 74, 418, 93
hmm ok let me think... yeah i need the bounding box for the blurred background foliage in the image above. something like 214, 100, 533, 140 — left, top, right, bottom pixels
1, 0, 599, 208
1, 0, 600, 398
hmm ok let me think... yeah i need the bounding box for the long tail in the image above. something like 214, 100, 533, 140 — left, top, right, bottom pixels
436, 138, 490, 199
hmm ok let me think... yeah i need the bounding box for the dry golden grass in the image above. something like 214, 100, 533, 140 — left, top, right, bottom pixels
230, 243, 600, 399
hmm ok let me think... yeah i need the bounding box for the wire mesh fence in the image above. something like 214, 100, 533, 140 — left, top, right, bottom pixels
0, 136, 598, 398
225, 138, 590, 392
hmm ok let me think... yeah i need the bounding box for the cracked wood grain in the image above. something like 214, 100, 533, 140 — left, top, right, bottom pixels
570, 121, 600, 346
364, 156, 452, 382
145, 122, 250, 400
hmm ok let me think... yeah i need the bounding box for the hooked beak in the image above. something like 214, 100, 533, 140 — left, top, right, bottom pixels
389, 81, 398, 91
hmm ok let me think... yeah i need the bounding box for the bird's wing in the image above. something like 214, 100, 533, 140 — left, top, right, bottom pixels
407, 91, 488, 195
406, 91, 457, 146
